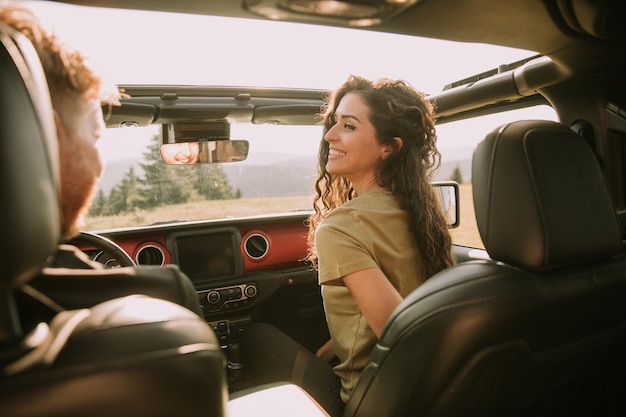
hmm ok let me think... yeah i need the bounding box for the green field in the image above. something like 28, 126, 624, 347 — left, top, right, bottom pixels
86, 184, 484, 249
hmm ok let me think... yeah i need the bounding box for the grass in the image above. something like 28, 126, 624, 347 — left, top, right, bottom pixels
85, 196, 314, 230
86, 184, 485, 249
449, 183, 484, 249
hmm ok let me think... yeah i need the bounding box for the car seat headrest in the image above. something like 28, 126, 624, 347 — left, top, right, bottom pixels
472, 120, 623, 271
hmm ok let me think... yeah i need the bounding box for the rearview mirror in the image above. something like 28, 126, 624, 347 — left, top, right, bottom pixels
160, 140, 249, 165
432, 181, 459, 228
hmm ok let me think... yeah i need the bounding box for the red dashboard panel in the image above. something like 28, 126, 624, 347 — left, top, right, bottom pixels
82, 214, 312, 273
239, 222, 309, 271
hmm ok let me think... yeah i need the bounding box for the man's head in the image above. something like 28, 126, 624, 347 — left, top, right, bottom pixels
0, 2, 120, 239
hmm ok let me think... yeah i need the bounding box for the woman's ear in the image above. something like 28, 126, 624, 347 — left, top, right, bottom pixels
393, 137, 403, 152
381, 137, 403, 160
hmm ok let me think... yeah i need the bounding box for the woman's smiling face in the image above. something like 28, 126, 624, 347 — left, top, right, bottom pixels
324, 92, 388, 190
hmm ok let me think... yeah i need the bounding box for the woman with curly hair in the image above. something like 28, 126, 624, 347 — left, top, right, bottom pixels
310, 73, 455, 402
241, 75, 454, 417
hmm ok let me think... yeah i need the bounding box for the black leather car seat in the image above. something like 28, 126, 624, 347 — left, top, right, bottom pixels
0, 22, 227, 417
343, 120, 626, 417
18, 257, 204, 330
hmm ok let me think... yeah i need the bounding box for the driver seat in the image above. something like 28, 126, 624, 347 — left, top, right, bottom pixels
0, 21, 227, 417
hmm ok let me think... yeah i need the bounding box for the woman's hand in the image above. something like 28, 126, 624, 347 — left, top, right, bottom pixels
316, 339, 337, 363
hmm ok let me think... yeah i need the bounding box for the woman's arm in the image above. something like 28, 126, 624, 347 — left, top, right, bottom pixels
342, 267, 403, 338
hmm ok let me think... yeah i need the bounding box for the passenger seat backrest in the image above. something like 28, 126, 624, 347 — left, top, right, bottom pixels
344, 120, 626, 417
0, 22, 60, 345
0, 22, 228, 417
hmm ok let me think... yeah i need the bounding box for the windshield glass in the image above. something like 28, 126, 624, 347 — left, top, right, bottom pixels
27, 1, 557, 248
86, 123, 322, 229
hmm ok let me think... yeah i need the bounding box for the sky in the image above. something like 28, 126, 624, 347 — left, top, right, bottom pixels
23, 1, 556, 160
25, 1, 536, 93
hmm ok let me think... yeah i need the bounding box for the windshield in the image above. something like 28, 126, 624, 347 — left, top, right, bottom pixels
86, 123, 322, 229
27, 1, 557, 248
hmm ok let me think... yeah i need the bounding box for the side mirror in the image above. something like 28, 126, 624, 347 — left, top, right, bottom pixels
160, 140, 249, 165
432, 181, 460, 228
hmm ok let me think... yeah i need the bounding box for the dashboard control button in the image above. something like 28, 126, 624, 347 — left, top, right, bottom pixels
199, 283, 258, 312
207, 291, 221, 304
244, 285, 257, 298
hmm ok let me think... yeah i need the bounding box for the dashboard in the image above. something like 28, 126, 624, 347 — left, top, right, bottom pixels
89, 213, 310, 274
75, 212, 319, 336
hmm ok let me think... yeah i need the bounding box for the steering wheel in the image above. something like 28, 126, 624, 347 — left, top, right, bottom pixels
66, 231, 136, 268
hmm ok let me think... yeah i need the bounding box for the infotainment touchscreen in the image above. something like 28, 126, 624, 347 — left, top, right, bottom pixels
169, 228, 243, 281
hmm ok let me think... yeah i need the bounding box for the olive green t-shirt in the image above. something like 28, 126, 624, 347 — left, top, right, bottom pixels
316, 191, 425, 403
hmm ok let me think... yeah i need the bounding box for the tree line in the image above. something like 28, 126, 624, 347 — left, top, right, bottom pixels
448, 164, 464, 184
89, 136, 240, 217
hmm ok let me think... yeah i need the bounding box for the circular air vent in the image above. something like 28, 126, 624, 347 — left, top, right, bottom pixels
243, 233, 270, 260
135, 244, 165, 266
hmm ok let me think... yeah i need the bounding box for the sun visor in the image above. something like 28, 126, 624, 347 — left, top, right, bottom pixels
103, 102, 157, 128
252, 104, 323, 125
162, 121, 230, 144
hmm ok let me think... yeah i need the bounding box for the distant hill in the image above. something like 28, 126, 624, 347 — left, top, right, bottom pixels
96, 148, 473, 198
222, 155, 317, 197
433, 146, 474, 182
97, 157, 141, 194
434, 158, 472, 183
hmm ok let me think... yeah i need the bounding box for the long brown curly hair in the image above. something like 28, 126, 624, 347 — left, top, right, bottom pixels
306, 75, 455, 278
